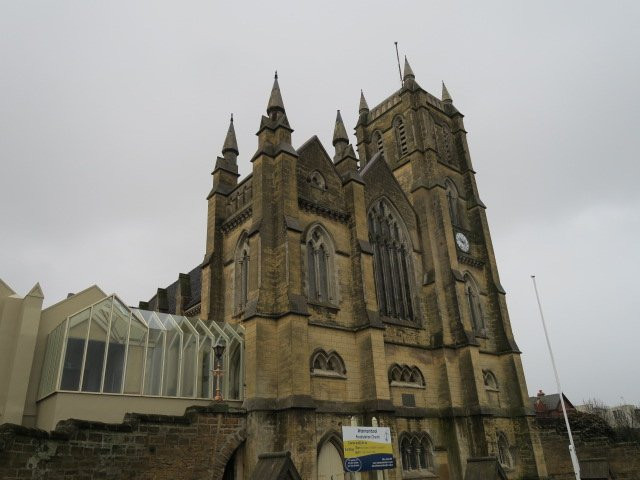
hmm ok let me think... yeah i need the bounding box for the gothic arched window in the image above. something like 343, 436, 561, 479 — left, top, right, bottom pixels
235, 233, 250, 312
400, 433, 434, 472
464, 273, 485, 334
310, 349, 346, 377
483, 370, 498, 391
368, 198, 415, 322
373, 130, 385, 158
394, 116, 408, 157
445, 179, 461, 227
497, 432, 513, 469
305, 225, 337, 305
388, 364, 425, 387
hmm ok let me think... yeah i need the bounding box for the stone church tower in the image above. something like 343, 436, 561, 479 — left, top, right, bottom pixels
149, 60, 547, 479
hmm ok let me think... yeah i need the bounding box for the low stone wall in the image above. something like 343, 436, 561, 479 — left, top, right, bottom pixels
0, 405, 246, 480
537, 422, 640, 479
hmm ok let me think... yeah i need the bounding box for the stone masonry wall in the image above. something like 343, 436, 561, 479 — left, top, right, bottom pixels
0, 406, 246, 480
537, 427, 640, 480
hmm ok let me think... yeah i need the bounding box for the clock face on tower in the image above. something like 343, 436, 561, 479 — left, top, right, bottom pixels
455, 232, 470, 253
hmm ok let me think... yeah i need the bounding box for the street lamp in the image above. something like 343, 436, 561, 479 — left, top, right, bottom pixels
212, 336, 226, 401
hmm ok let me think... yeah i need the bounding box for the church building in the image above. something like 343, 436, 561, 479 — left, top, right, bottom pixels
0, 59, 548, 479
140, 58, 547, 479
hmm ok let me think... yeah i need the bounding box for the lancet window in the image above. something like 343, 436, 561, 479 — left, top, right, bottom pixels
388, 364, 425, 387
305, 225, 336, 305
464, 273, 485, 334
445, 179, 461, 227
394, 116, 408, 157
310, 349, 346, 377
400, 433, 435, 472
235, 233, 250, 312
497, 433, 513, 469
373, 131, 385, 158
483, 370, 499, 390
368, 198, 415, 322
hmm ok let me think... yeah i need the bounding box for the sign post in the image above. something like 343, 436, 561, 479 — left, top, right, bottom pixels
342, 426, 395, 473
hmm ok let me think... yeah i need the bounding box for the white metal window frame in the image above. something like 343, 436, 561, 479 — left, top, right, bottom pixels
39, 294, 244, 402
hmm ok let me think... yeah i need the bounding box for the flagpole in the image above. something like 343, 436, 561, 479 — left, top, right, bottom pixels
531, 275, 581, 480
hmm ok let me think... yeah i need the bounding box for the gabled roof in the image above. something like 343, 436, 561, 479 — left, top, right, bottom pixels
42, 284, 107, 312
0, 277, 16, 297
464, 457, 508, 480
249, 451, 302, 480
529, 392, 575, 412
360, 151, 419, 234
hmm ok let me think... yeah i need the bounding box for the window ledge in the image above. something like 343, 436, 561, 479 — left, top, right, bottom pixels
381, 315, 422, 329
390, 381, 425, 389
311, 370, 346, 380
308, 300, 340, 311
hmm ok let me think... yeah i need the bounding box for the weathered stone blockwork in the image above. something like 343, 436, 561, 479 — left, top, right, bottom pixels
0, 406, 246, 480
536, 420, 640, 480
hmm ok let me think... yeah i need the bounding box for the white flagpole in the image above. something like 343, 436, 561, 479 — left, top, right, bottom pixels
531, 275, 580, 480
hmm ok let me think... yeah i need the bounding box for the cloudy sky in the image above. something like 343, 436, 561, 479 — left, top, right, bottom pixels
2, 1, 639, 406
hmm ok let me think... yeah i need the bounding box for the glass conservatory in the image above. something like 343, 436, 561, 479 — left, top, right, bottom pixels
38, 295, 244, 401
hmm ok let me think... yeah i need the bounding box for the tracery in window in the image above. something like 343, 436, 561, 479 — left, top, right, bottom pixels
305, 225, 337, 305
483, 370, 498, 390
464, 273, 485, 334
388, 364, 425, 387
307, 170, 327, 190
368, 198, 415, 322
394, 116, 408, 158
310, 349, 346, 377
235, 233, 250, 312
445, 179, 461, 227
497, 432, 513, 469
400, 433, 435, 472
373, 130, 385, 158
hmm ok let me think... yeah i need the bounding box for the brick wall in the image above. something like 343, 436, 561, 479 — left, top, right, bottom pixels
0, 405, 246, 480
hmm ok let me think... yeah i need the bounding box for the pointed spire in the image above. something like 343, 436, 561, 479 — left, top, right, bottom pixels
359, 90, 369, 114
26, 282, 44, 299
442, 82, 452, 103
267, 71, 285, 115
333, 110, 349, 146
403, 56, 415, 81
222, 113, 239, 157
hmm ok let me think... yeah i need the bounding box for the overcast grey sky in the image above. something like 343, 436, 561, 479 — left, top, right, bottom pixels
1, 1, 639, 406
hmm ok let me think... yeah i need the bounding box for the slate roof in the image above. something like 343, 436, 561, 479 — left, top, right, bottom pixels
141, 264, 201, 314
529, 392, 576, 413
464, 457, 508, 480
249, 451, 302, 480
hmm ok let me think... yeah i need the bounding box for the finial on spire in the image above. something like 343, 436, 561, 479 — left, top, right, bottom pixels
222, 114, 239, 157
403, 56, 415, 80
442, 81, 453, 103
359, 90, 369, 114
267, 72, 285, 115
333, 109, 349, 146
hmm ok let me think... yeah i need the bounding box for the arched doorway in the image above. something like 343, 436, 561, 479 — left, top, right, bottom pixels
222, 443, 244, 480
318, 436, 345, 480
